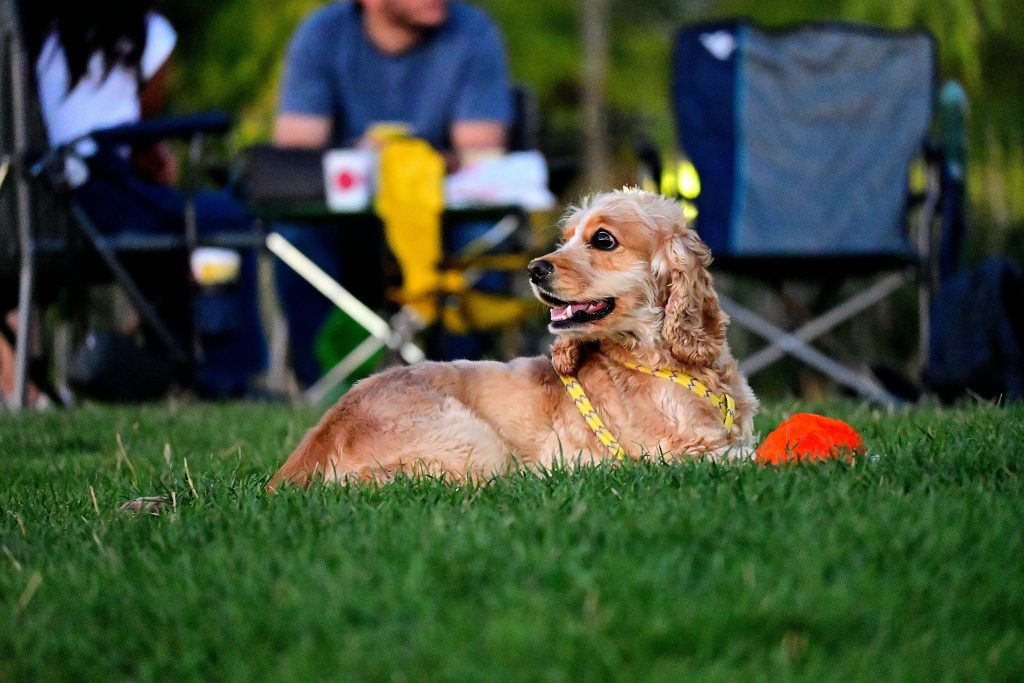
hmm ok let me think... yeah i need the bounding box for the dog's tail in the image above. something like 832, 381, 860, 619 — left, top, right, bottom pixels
266, 423, 338, 491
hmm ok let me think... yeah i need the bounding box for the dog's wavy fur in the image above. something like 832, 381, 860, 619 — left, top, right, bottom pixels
268, 189, 757, 487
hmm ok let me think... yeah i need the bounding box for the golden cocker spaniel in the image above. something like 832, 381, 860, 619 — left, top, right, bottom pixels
269, 188, 757, 487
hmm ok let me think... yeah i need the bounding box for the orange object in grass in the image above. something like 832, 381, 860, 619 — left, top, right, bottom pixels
755, 413, 865, 465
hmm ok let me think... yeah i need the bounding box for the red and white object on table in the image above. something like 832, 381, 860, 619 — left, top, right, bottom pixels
322, 149, 374, 212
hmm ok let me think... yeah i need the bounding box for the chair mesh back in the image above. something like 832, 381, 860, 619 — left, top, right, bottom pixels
674, 21, 935, 258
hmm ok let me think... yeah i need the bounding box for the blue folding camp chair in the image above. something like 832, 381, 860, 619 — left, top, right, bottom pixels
668, 20, 961, 405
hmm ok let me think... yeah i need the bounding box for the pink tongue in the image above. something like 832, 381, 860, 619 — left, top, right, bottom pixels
551, 301, 606, 321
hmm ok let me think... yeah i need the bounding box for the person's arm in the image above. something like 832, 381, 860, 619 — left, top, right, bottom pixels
451, 121, 507, 155
134, 14, 179, 185
139, 60, 170, 119
273, 114, 332, 149
449, 14, 513, 165
274, 12, 336, 149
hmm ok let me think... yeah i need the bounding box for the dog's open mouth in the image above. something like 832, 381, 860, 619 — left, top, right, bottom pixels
537, 291, 616, 327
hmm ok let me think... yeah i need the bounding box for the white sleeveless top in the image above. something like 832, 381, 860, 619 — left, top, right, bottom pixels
35, 12, 177, 148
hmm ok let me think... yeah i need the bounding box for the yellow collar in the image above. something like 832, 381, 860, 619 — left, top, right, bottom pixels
556, 361, 737, 461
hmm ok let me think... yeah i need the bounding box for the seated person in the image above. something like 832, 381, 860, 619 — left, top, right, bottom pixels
20, 1, 267, 398
273, 0, 512, 387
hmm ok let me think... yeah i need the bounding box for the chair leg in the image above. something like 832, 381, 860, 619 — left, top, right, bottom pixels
266, 232, 425, 402
719, 293, 901, 406
740, 271, 909, 374
918, 278, 930, 375
451, 212, 522, 290
303, 334, 384, 405
9, 27, 32, 410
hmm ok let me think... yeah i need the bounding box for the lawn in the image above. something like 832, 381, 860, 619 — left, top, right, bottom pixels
1, 400, 1023, 680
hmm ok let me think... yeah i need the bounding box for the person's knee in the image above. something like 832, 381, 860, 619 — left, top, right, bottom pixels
195, 191, 254, 236
275, 222, 331, 251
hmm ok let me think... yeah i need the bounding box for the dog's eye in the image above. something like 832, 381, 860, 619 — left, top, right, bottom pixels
590, 229, 618, 251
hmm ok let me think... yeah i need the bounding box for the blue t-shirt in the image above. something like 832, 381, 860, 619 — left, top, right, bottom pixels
279, 1, 512, 149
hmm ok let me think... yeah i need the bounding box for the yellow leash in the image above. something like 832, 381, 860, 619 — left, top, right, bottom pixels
557, 361, 736, 461
620, 361, 736, 433
558, 374, 628, 460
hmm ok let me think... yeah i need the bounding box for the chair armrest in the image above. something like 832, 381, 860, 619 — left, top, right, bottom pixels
89, 112, 232, 147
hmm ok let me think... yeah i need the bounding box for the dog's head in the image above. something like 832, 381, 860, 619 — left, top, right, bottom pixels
529, 189, 725, 375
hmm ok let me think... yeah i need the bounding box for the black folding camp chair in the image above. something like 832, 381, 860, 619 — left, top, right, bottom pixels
1, 0, 256, 408
668, 20, 962, 405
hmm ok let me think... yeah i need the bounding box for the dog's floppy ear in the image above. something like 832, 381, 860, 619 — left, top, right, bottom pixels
660, 228, 726, 367
551, 337, 584, 376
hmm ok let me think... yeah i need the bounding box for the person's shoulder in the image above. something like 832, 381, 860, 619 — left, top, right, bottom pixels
447, 2, 502, 36
145, 11, 177, 43
142, 11, 177, 76
296, 1, 358, 37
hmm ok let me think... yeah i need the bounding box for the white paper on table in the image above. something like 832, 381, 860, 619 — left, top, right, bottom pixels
444, 151, 556, 212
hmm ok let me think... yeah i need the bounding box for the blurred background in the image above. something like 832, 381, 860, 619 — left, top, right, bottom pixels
163, 0, 1023, 263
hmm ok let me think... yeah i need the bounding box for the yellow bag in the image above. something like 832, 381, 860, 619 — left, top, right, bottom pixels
375, 138, 446, 323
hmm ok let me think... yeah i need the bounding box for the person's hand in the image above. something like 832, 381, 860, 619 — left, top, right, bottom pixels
457, 146, 503, 169
131, 142, 179, 186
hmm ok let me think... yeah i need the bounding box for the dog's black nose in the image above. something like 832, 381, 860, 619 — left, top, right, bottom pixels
528, 259, 555, 284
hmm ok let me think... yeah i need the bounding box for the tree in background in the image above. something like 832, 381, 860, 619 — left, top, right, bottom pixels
581, 0, 611, 190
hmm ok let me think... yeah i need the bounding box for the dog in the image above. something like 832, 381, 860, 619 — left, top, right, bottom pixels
268, 189, 757, 487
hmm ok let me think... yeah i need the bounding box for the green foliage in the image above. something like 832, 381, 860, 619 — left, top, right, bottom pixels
2, 401, 1024, 678
159, 0, 322, 143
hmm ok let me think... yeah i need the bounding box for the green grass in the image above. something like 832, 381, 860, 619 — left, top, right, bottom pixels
2, 401, 1023, 681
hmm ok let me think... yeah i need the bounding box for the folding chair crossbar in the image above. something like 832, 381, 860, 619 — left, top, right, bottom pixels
450, 213, 523, 288
719, 292, 900, 406
71, 204, 193, 366
265, 232, 426, 397
738, 270, 910, 375
301, 308, 425, 406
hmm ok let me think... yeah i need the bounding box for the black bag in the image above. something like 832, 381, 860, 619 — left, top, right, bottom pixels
924, 258, 1024, 402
